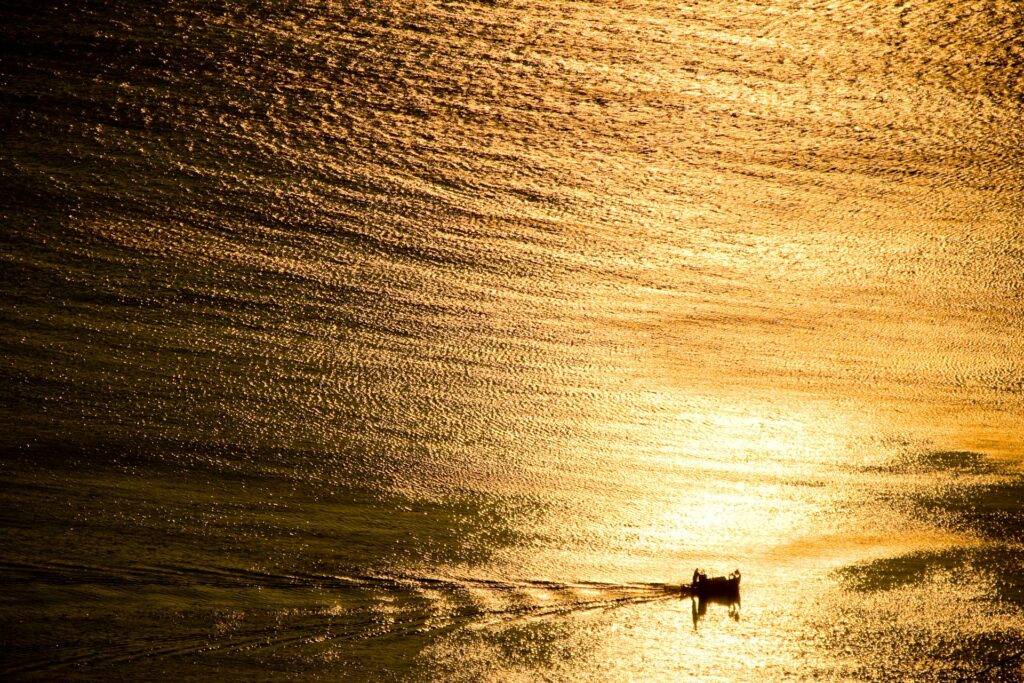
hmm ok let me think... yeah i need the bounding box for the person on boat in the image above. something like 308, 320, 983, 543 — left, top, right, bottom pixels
692, 568, 706, 591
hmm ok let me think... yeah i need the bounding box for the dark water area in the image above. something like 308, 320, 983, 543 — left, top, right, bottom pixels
2, 0, 1024, 680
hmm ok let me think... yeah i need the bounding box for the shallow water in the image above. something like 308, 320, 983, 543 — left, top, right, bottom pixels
2, 0, 1023, 680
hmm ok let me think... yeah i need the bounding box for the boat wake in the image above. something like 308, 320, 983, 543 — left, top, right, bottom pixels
0, 560, 680, 676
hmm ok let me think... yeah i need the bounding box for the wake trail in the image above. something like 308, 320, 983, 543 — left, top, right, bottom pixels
1, 561, 685, 675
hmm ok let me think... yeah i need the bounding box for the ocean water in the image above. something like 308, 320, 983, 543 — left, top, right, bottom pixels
2, 0, 1023, 680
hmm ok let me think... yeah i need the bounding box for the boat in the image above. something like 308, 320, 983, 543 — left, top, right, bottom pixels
689, 568, 740, 598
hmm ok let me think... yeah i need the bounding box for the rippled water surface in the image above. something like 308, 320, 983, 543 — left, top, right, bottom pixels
2, 0, 1023, 680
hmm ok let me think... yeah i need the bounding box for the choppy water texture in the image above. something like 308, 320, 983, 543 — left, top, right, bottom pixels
2, 0, 1024, 680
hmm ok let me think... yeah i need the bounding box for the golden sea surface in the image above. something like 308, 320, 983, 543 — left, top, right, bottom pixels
1, 0, 1023, 680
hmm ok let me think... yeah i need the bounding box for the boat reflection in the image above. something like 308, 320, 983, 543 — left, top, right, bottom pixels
691, 594, 741, 630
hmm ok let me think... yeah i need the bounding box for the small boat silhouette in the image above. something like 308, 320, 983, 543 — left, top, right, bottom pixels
689, 568, 740, 598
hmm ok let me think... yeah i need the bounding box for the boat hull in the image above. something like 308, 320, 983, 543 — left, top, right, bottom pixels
694, 576, 740, 598
689, 570, 741, 598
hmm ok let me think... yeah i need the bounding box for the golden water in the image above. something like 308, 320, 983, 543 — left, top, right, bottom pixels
1, 0, 1022, 680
